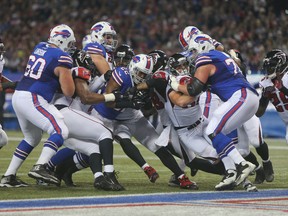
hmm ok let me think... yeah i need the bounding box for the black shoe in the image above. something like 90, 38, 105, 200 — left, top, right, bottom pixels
0, 175, 28, 187
104, 171, 125, 191
54, 157, 78, 187
243, 179, 258, 192
28, 164, 60, 186
168, 174, 180, 187
94, 175, 119, 191
263, 161, 274, 182
61, 169, 77, 187
254, 166, 265, 184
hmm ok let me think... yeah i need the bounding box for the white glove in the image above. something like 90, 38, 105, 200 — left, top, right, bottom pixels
169, 75, 180, 91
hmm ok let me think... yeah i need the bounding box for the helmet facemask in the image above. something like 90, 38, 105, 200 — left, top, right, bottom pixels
168, 54, 190, 76
129, 54, 154, 85
114, 44, 134, 67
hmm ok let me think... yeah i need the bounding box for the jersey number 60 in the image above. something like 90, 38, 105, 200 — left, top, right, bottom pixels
24, 55, 46, 79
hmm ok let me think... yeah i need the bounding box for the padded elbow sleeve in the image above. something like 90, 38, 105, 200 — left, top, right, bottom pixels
187, 77, 205, 96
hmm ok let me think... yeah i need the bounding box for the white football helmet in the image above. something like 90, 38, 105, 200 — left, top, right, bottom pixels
129, 54, 154, 84
48, 24, 76, 53
178, 26, 201, 51
90, 21, 118, 52
82, 34, 92, 49
187, 33, 215, 62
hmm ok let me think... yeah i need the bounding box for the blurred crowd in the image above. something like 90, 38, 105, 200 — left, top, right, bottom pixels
0, 0, 287, 74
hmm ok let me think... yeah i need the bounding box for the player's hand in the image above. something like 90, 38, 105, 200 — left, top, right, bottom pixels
126, 86, 137, 99
262, 86, 275, 98
112, 90, 128, 102
131, 100, 145, 110
168, 75, 179, 91
71, 67, 91, 82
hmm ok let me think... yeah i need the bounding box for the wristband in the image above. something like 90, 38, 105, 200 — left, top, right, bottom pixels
104, 93, 116, 102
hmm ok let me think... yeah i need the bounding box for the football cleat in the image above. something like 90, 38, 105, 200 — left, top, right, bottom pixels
144, 166, 159, 183
263, 160, 274, 182
215, 169, 237, 191
0, 175, 28, 188
28, 164, 60, 186
178, 175, 198, 190
94, 175, 120, 191
254, 166, 265, 184
104, 171, 125, 191
243, 179, 258, 192
235, 161, 256, 186
168, 174, 180, 187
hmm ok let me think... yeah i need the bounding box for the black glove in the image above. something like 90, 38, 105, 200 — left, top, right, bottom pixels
126, 86, 137, 99
262, 86, 275, 98
104, 70, 113, 81
115, 100, 145, 110
112, 90, 128, 102
133, 90, 150, 102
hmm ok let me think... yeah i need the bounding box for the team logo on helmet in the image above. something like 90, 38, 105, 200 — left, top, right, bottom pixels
195, 36, 211, 44
53, 30, 71, 38
91, 24, 104, 33
132, 56, 141, 63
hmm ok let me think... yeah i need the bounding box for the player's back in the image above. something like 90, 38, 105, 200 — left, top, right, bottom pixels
195, 50, 257, 101
16, 42, 73, 102
94, 66, 132, 120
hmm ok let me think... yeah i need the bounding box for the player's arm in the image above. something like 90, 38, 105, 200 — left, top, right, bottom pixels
168, 89, 195, 107
89, 53, 111, 75
54, 66, 75, 97
255, 88, 271, 117
74, 75, 118, 105
175, 65, 213, 96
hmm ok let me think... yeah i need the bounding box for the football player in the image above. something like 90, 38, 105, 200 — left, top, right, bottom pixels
0, 24, 76, 187
170, 34, 258, 188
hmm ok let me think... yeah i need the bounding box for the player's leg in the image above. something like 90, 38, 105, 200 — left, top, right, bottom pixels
206, 90, 258, 186
64, 138, 120, 191
243, 116, 274, 182
132, 117, 198, 190
114, 121, 159, 183
26, 98, 68, 185
0, 91, 44, 187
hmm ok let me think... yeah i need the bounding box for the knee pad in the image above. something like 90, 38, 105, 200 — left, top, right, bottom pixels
0, 129, 8, 148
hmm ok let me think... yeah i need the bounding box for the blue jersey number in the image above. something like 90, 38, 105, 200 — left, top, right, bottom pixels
24, 55, 46, 79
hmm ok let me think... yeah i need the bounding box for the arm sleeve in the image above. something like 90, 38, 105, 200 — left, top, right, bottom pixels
186, 77, 205, 96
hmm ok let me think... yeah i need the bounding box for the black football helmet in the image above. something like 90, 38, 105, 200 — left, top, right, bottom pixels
72, 49, 99, 78
262, 49, 288, 79
148, 50, 168, 73
168, 53, 189, 76
114, 44, 135, 67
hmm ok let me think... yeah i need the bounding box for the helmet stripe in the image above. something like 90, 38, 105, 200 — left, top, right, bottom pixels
179, 32, 188, 48
146, 56, 151, 70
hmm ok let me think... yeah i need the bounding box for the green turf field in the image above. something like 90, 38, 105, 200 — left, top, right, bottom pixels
0, 130, 287, 200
